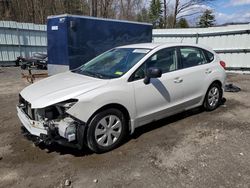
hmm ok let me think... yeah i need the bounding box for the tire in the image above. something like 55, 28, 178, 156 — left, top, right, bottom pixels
86, 108, 127, 153
203, 82, 223, 111
21, 64, 27, 70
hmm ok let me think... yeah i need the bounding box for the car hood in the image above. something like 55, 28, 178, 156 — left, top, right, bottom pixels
20, 71, 109, 108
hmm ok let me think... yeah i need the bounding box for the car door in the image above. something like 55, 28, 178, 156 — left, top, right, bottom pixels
129, 47, 184, 126
177, 46, 212, 109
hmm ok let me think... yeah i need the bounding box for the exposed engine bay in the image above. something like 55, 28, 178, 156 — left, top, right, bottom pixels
18, 95, 85, 149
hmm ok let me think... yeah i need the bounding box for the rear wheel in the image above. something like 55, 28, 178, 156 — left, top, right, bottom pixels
86, 108, 127, 153
203, 83, 222, 111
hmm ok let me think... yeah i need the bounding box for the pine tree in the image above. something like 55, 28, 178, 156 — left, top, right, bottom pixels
149, 0, 163, 28
197, 9, 216, 28
177, 18, 189, 28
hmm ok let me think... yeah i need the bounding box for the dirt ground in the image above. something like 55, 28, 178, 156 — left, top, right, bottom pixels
0, 67, 250, 188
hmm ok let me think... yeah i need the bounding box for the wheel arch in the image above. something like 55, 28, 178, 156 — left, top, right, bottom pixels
204, 80, 223, 100
86, 103, 131, 130
210, 80, 223, 88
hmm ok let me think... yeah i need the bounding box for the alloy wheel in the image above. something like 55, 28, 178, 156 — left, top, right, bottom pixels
208, 87, 220, 107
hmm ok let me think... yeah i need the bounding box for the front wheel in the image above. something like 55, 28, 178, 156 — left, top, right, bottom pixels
86, 108, 127, 153
203, 83, 223, 111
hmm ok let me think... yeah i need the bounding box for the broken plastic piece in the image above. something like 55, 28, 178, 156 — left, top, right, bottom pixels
225, 83, 241, 92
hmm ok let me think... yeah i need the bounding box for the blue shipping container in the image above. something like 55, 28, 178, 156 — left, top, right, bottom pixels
47, 14, 152, 74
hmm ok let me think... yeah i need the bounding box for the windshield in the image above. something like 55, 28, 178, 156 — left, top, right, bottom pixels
72, 48, 150, 79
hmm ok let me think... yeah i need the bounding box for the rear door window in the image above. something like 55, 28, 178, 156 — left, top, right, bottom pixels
180, 47, 207, 68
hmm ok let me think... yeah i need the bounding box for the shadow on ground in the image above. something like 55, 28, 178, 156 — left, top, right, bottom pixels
21, 96, 227, 157
33, 106, 208, 157
131, 107, 203, 140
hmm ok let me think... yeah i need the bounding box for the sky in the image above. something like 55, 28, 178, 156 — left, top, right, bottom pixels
208, 0, 250, 24
145, 0, 250, 25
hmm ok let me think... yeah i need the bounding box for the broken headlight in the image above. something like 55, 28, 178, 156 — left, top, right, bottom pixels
56, 99, 78, 111
34, 99, 78, 121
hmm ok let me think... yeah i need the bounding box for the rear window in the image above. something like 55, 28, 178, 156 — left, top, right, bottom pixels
204, 50, 214, 62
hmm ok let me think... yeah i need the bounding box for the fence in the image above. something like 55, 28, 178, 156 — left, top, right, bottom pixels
0, 21, 47, 66
153, 24, 250, 70
0, 21, 250, 70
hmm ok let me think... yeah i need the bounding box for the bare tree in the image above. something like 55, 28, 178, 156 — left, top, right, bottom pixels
0, 0, 12, 19
91, 0, 98, 17
119, 0, 143, 20
173, 0, 214, 27
163, 0, 170, 28
0, 0, 144, 24
99, 0, 114, 18
120, 0, 132, 20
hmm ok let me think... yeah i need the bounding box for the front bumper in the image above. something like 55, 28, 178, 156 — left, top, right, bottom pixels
17, 105, 47, 136
17, 105, 86, 149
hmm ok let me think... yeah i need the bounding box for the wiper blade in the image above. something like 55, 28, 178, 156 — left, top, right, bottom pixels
83, 71, 109, 79
92, 73, 104, 79
72, 69, 112, 79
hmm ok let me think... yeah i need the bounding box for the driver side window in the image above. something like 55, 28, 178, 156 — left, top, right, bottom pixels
132, 47, 177, 81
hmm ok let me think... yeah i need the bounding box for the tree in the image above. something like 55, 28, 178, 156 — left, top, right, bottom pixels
0, 0, 12, 20
163, 0, 170, 28
165, 14, 175, 28
91, 0, 98, 17
172, 0, 214, 28
99, 0, 114, 18
149, 0, 163, 28
137, 7, 150, 23
119, 0, 133, 20
176, 18, 189, 28
0, 0, 91, 24
197, 9, 215, 27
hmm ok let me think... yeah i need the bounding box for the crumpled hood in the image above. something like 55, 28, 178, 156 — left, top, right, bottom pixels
20, 71, 108, 108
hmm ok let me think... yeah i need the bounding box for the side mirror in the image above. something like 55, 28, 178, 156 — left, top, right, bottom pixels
144, 67, 162, 85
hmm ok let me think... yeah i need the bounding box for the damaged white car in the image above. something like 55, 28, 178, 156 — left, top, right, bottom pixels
17, 43, 226, 153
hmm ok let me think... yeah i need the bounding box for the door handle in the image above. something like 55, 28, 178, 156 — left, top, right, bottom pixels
205, 69, 212, 74
174, 77, 183, 83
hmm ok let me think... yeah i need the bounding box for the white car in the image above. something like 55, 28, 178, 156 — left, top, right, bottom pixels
17, 43, 226, 153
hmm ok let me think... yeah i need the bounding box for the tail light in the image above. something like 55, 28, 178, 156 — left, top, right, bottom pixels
220, 61, 226, 69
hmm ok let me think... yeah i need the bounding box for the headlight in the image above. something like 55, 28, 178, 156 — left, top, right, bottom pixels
56, 99, 78, 109
33, 99, 78, 121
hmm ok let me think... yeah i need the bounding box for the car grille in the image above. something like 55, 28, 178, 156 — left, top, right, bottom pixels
19, 95, 34, 120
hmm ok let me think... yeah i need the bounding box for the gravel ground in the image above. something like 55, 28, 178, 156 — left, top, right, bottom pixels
0, 67, 250, 188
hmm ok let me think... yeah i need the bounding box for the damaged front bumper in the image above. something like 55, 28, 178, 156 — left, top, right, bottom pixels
16, 103, 86, 150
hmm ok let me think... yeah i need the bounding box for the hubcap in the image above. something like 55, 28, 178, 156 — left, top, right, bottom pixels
208, 87, 219, 107
95, 115, 122, 147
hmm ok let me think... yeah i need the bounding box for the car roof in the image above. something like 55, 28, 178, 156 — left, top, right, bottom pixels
116, 42, 212, 51
117, 43, 162, 49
